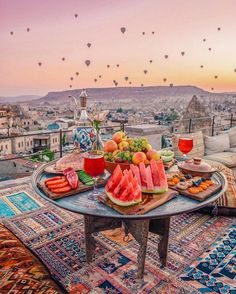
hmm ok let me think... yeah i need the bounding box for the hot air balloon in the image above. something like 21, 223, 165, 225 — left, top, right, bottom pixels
211, 87, 214, 91
141, 84, 144, 87
164, 55, 168, 59
169, 83, 173, 87
217, 27, 221, 31
120, 27, 126, 34
76, 72, 79, 76
38, 62, 42, 66
62, 57, 65, 61
94, 78, 97, 82
163, 78, 167, 82
26, 28, 30, 32
70, 77, 73, 81
116, 64, 119, 67
214, 75, 218, 79
234, 69, 236, 73
152, 31, 155, 34
200, 65, 204, 68
69, 85, 72, 88
144, 70, 148, 74
142, 32, 145, 35
181, 51, 185, 56
99, 75, 102, 78
149, 60, 153, 63
85, 60, 91, 66
203, 38, 206, 42
124, 76, 128, 81
10, 31, 14, 35
115, 82, 118, 86
208, 48, 211, 51
87, 43, 91, 48
129, 81, 132, 85
74, 14, 78, 18
107, 65, 110, 68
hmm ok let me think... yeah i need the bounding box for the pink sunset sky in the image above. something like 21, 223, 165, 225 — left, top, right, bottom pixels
0, 0, 236, 96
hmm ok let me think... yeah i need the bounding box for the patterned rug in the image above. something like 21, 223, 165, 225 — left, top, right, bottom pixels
181, 224, 236, 293
1, 183, 236, 293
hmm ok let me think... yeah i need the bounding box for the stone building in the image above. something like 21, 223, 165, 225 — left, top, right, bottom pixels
179, 95, 212, 134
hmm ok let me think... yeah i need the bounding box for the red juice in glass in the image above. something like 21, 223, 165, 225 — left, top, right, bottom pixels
178, 137, 193, 155
84, 153, 105, 177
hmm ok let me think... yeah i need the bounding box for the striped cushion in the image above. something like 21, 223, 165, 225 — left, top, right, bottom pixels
172, 131, 204, 158
204, 160, 236, 209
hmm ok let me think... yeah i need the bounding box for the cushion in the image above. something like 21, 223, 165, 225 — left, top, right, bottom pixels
204, 133, 230, 155
172, 131, 204, 158
0, 224, 62, 293
227, 147, 236, 153
203, 152, 236, 168
229, 126, 236, 147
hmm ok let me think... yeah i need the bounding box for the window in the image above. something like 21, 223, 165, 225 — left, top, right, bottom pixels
21, 141, 23, 147
31, 141, 32, 146
18, 142, 20, 148
27, 142, 29, 147
0, 146, 3, 151
5, 145, 8, 149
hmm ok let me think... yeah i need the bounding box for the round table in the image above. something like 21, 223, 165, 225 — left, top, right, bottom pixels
32, 162, 228, 279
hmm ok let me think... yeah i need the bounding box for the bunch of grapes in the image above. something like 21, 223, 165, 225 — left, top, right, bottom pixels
129, 138, 148, 152
104, 152, 114, 162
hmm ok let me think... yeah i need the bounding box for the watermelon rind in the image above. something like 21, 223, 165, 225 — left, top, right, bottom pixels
105, 190, 142, 207
141, 186, 168, 194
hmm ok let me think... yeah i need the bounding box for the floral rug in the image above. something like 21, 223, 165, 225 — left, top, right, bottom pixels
1, 183, 236, 293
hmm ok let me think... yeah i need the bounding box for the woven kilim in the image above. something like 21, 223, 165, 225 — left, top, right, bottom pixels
0, 183, 46, 219
181, 224, 236, 293
2, 190, 235, 294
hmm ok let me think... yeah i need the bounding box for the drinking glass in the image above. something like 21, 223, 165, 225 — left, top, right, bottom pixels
84, 151, 105, 200
178, 137, 193, 160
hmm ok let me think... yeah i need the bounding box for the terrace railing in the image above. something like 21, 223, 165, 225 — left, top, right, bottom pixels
0, 113, 235, 181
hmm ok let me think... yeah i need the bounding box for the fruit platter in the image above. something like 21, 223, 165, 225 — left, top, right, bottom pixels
98, 159, 178, 215
167, 171, 222, 201
104, 131, 175, 173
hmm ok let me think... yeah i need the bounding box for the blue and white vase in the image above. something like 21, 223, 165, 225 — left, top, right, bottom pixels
73, 127, 96, 151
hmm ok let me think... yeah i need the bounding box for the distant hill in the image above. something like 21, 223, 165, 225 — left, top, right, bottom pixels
0, 95, 40, 103
33, 85, 213, 105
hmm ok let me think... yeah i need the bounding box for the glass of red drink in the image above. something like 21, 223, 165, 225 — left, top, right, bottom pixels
84, 151, 105, 200
178, 137, 193, 160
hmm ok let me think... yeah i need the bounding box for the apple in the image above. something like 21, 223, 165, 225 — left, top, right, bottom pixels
118, 141, 129, 151
146, 144, 152, 151
104, 140, 118, 152
112, 131, 126, 144
146, 149, 160, 161
132, 152, 147, 165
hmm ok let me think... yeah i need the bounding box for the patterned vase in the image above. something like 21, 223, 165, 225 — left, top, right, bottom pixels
73, 127, 96, 151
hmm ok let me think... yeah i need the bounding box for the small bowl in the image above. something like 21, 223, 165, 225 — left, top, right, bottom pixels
177, 158, 217, 178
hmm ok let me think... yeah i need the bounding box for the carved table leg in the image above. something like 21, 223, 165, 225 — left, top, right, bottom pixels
124, 219, 149, 279
149, 217, 170, 267
84, 215, 96, 263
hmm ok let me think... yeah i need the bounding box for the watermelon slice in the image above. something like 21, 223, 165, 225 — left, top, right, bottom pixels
106, 165, 123, 192
139, 162, 147, 186
130, 159, 168, 194
145, 165, 154, 191
105, 167, 142, 207
130, 164, 142, 186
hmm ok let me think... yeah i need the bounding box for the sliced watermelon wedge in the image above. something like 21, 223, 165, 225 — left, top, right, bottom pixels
106, 165, 123, 192
131, 159, 168, 194
105, 167, 142, 207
